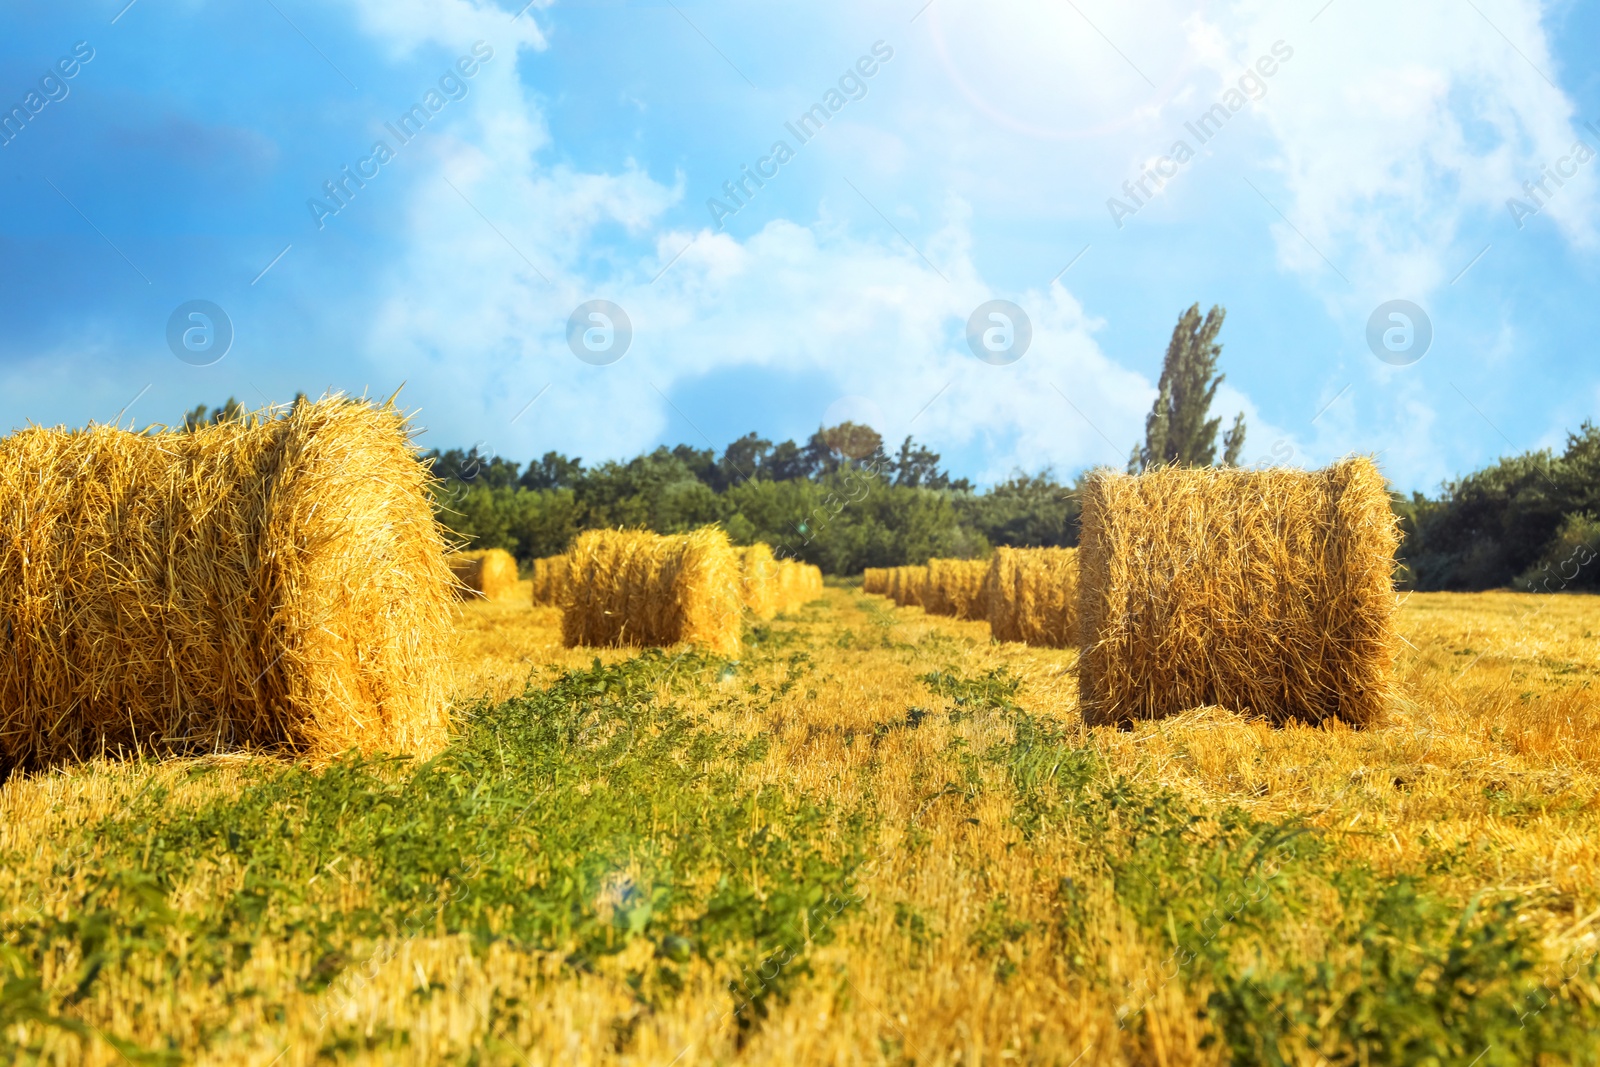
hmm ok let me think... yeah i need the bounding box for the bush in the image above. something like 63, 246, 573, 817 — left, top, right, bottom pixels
1514, 512, 1600, 592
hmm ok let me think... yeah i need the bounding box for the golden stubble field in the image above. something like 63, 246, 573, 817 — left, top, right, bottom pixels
3, 583, 1599, 1065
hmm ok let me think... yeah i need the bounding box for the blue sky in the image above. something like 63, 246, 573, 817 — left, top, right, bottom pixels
2, 0, 1597, 493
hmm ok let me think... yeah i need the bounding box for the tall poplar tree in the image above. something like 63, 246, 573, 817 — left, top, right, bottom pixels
1129, 303, 1247, 472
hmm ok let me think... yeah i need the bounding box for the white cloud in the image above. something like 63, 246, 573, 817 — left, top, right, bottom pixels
339, 0, 548, 57
1214, 0, 1594, 304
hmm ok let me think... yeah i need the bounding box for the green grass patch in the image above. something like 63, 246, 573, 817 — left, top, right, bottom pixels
3, 650, 871, 1058
988, 708, 1600, 1065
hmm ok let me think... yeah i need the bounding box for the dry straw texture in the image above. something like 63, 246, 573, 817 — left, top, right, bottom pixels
738, 543, 780, 620
448, 547, 519, 602
561, 527, 742, 655
984, 546, 1079, 647
885, 565, 928, 608
529, 554, 570, 607
1077, 457, 1400, 728
922, 559, 991, 620
0, 397, 455, 773
861, 567, 889, 595
775, 558, 825, 611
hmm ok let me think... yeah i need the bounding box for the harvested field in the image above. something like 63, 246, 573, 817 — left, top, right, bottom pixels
4, 586, 1597, 1065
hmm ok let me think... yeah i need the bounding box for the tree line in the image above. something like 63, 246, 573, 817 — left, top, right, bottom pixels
179, 302, 1597, 590
426, 422, 1079, 576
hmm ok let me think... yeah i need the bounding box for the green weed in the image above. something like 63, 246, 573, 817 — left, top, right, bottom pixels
2, 651, 871, 1054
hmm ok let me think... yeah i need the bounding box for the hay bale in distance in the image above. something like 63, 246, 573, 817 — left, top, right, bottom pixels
1077, 458, 1400, 728
449, 547, 519, 602
0, 397, 455, 773
562, 527, 742, 655
985, 547, 1079, 647
886, 566, 928, 608
530, 554, 570, 607
923, 559, 990, 620
773, 557, 824, 612
738, 543, 780, 620
861, 567, 889, 595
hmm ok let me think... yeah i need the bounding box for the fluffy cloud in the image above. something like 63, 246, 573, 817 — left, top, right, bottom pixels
337, 0, 1589, 488
1214, 0, 1594, 303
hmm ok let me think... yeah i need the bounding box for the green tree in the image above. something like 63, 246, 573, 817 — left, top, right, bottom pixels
955, 471, 1082, 547
892, 436, 970, 490
518, 452, 584, 491
762, 439, 814, 481
182, 397, 245, 432
1397, 422, 1600, 591
719, 432, 772, 489
1129, 304, 1246, 471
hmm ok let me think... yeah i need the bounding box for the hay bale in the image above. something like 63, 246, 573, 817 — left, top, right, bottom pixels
886, 565, 928, 608
448, 547, 519, 602
772, 559, 825, 612
797, 562, 823, 601
1077, 458, 1400, 728
861, 567, 889, 595
738, 543, 779, 620
985, 547, 1079, 647
923, 559, 990, 619
561, 527, 742, 655
774, 559, 805, 612
0, 397, 455, 773
530, 554, 570, 607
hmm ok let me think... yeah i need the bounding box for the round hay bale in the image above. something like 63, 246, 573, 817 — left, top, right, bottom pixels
448, 547, 519, 602
887, 565, 928, 608
530, 553, 570, 607
861, 567, 889, 595
923, 559, 990, 619
985, 546, 1078, 647
561, 527, 742, 655
771, 559, 824, 612
0, 397, 455, 773
738, 543, 779, 620
1077, 457, 1400, 728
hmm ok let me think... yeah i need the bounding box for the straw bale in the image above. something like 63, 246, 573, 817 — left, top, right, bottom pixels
0, 397, 455, 773
772, 559, 825, 612
861, 567, 889, 595
923, 559, 990, 619
448, 547, 519, 602
561, 527, 742, 655
772, 559, 805, 613
530, 554, 570, 607
1077, 458, 1400, 728
984, 547, 1079, 647
738, 543, 780, 620
886, 566, 928, 608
